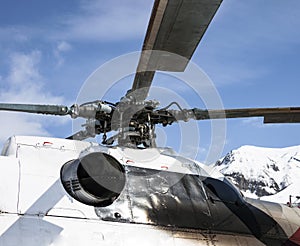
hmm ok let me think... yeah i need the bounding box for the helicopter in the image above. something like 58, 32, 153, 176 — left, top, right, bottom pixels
0, 0, 300, 245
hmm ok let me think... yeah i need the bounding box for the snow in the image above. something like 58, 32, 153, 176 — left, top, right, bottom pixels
214, 145, 300, 203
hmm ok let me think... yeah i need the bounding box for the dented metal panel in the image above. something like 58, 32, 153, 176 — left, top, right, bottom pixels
95, 163, 296, 245
96, 165, 211, 227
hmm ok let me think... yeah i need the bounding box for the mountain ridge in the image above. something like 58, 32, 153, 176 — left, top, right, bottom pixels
213, 145, 300, 204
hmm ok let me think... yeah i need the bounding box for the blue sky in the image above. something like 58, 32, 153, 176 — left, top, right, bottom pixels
0, 0, 300, 163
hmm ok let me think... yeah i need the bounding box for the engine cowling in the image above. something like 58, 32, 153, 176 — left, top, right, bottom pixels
60, 152, 126, 207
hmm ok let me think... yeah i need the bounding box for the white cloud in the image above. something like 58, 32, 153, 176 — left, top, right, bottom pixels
57, 41, 72, 52
2, 51, 64, 104
0, 26, 31, 43
58, 1, 152, 42
0, 113, 50, 143
53, 41, 72, 67
6, 50, 41, 88
0, 1, 152, 45
0, 51, 68, 145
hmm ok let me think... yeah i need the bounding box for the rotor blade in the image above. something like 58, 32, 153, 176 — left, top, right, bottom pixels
66, 130, 92, 141
128, 0, 223, 101
0, 103, 69, 116
191, 107, 300, 123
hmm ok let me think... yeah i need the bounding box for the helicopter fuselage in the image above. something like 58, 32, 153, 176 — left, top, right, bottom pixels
0, 136, 299, 246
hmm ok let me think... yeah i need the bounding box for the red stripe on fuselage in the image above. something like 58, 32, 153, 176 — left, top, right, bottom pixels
285, 228, 300, 245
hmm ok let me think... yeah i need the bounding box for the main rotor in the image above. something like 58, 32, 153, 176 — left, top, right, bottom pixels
1, 100, 299, 148
1, 0, 300, 148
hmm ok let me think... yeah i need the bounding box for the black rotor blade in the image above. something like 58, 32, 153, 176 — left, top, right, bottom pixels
0, 103, 69, 116
128, 0, 223, 101
191, 107, 300, 123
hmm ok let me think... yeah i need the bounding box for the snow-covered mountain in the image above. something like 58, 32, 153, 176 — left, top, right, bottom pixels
213, 145, 300, 204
